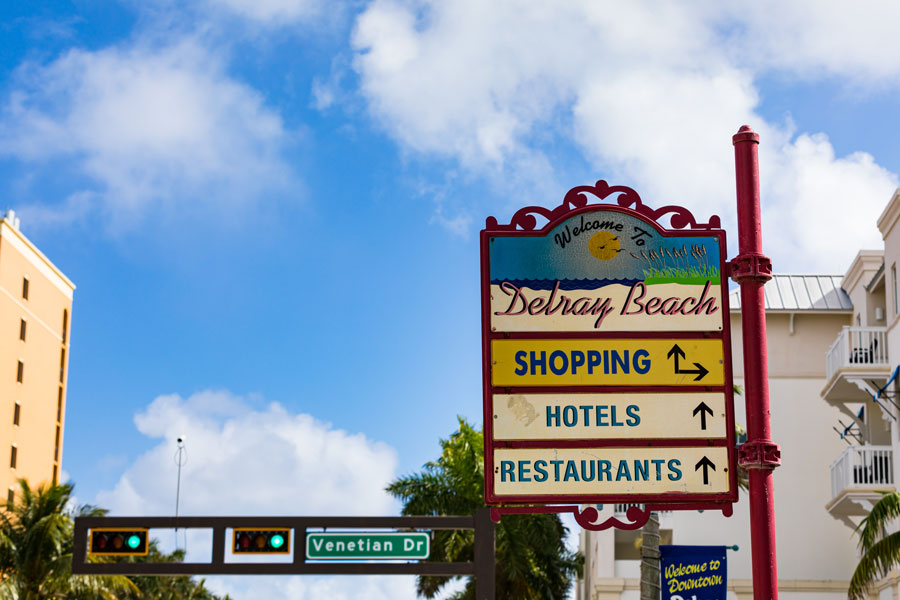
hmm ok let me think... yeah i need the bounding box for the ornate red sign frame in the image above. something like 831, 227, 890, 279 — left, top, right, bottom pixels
480, 181, 737, 530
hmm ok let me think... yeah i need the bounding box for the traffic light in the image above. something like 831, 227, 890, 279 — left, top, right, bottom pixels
233, 528, 291, 554
89, 528, 148, 556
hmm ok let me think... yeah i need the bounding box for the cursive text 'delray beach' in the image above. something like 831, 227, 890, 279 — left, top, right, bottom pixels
494, 280, 718, 329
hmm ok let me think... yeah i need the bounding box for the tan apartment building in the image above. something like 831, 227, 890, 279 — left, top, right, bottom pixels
578, 275, 858, 599
0, 210, 74, 502
823, 188, 900, 598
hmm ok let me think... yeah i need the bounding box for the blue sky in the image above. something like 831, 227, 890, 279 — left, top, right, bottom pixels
2, 1, 900, 597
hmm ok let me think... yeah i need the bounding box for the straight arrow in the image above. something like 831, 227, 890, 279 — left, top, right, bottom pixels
692, 401, 714, 430
695, 456, 716, 485
667, 344, 686, 372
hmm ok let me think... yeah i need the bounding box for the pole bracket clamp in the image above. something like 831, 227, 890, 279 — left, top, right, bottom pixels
737, 440, 781, 470
729, 253, 772, 284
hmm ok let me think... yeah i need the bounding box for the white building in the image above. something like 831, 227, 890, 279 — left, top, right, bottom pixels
577, 188, 900, 599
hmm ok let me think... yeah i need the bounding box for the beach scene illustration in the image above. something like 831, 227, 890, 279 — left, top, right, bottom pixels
489, 211, 723, 332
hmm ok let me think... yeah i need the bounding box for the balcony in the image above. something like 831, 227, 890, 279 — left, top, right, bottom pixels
827, 445, 894, 525
613, 504, 642, 517
823, 326, 890, 404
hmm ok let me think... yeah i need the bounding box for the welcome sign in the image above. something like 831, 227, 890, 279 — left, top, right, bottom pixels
489, 211, 723, 332
480, 181, 737, 511
660, 545, 727, 600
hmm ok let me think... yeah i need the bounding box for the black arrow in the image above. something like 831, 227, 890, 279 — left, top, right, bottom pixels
666, 344, 686, 365
692, 401, 714, 430
695, 456, 716, 485
684, 362, 709, 381
666, 344, 709, 381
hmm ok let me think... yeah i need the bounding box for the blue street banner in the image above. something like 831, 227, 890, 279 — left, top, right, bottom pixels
660, 545, 727, 600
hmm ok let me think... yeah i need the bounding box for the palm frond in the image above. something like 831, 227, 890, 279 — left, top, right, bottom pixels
856, 492, 900, 552
850, 530, 900, 599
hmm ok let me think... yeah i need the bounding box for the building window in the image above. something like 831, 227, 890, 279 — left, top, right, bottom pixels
19, 319, 26, 341
59, 349, 65, 383
13, 403, 19, 426
21, 277, 28, 300
6, 488, 13, 505
57, 388, 63, 423
62, 309, 68, 344
10, 446, 17, 469
52, 465, 57, 485
16, 361, 23, 383
54, 426, 60, 461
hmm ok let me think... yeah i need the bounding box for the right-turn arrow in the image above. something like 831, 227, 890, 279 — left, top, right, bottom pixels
695, 456, 716, 485
667, 344, 709, 381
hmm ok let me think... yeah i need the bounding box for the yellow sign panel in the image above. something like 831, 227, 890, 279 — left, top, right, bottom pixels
493, 447, 730, 496
491, 339, 724, 387
492, 392, 727, 440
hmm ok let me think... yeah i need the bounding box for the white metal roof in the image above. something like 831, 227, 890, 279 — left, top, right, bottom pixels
728, 275, 852, 311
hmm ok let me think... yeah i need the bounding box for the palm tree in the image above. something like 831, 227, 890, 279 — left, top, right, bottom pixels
386, 418, 582, 599
849, 491, 900, 600
639, 512, 660, 600
636, 386, 748, 600
0, 478, 137, 600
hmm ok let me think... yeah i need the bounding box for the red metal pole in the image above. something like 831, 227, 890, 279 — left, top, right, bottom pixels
731, 125, 781, 600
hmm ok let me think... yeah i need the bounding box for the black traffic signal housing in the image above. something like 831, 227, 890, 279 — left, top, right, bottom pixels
89, 528, 149, 556
233, 528, 291, 554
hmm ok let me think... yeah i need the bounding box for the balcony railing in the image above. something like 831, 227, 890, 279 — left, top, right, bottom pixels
613, 503, 670, 517
826, 326, 888, 381
614, 504, 642, 516
830, 445, 894, 500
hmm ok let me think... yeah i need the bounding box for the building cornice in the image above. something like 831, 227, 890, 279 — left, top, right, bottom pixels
843, 250, 884, 294
877, 188, 900, 239
0, 219, 75, 298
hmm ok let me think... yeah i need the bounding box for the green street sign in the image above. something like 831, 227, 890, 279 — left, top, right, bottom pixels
306, 532, 430, 560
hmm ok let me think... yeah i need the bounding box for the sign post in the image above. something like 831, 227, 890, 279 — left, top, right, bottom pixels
480, 181, 737, 529
732, 125, 780, 599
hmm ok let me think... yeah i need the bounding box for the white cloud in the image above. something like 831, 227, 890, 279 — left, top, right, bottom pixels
761, 134, 897, 271
205, 574, 417, 600
0, 40, 297, 230
350, 0, 900, 270
205, 0, 326, 24
96, 389, 416, 599
97, 389, 398, 516
716, 1, 900, 82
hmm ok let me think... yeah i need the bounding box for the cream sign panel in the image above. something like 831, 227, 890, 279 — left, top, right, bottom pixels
493, 447, 730, 496
492, 392, 727, 440
489, 212, 723, 332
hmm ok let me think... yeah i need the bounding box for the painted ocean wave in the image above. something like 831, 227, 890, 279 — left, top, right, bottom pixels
490, 278, 642, 291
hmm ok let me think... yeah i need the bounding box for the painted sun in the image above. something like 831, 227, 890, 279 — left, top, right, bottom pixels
588, 231, 621, 260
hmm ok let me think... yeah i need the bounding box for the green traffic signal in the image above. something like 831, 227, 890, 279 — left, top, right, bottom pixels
233, 528, 290, 554
89, 528, 148, 556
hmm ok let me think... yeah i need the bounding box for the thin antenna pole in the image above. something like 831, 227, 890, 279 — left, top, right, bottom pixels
174, 438, 186, 550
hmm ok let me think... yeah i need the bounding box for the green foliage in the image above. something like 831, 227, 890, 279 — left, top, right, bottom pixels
0, 478, 137, 600
0, 478, 227, 600
386, 418, 582, 600
849, 492, 900, 600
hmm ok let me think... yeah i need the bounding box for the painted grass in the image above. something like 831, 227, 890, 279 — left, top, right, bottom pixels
645, 275, 721, 285
643, 266, 720, 286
